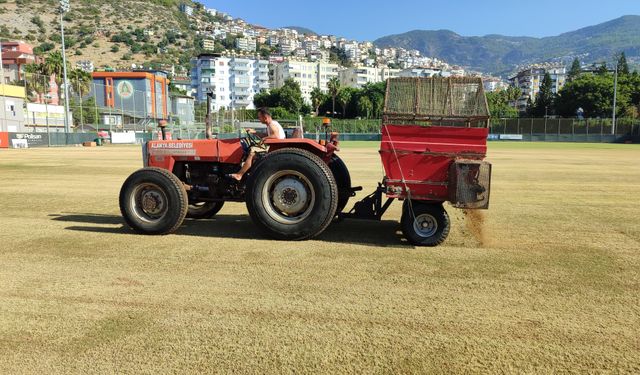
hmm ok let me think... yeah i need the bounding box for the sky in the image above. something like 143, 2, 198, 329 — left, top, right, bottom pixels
203, 0, 639, 41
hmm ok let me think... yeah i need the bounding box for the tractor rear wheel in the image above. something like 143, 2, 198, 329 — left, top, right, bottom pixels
119, 167, 188, 235
329, 155, 352, 214
246, 148, 338, 240
187, 201, 224, 219
401, 201, 450, 246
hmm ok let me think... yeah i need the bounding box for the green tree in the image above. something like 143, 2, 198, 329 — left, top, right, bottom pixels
596, 62, 609, 75
24, 63, 48, 103
356, 96, 373, 119
361, 82, 386, 118
327, 77, 340, 116
486, 88, 519, 118
617, 51, 630, 75
310, 87, 326, 116
68, 68, 92, 97
568, 58, 581, 81
556, 73, 632, 118
253, 79, 305, 114
530, 73, 555, 116
277, 79, 304, 114
337, 88, 353, 118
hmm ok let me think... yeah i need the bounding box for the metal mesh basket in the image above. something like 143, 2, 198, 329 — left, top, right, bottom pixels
449, 160, 492, 209
383, 77, 490, 126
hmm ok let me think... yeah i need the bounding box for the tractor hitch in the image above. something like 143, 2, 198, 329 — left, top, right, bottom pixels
340, 184, 394, 221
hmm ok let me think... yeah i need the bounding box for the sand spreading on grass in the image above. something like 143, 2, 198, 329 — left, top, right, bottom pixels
463, 209, 488, 246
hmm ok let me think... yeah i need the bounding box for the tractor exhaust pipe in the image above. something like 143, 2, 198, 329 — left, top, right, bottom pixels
158, 120, 167, 140
205, 91, 213, 140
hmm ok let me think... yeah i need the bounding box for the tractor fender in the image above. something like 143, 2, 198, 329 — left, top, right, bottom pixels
264, 138, 330, 161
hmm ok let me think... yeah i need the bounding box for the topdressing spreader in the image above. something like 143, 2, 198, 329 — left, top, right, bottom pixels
119, 77, 492, 246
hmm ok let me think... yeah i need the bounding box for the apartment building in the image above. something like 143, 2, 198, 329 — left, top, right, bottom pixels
0, 41, 39, 83
191, 54, 269, 110
272, 60, 339, 103
509, 64, 566, 112
235, 37, 256, 52
202, 38, 216, 51
339, 66, 400, 88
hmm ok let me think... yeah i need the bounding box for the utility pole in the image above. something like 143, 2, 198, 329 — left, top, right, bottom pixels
60, 0, 71, 134
0, 41, 4, 132
612, 62, 618, 135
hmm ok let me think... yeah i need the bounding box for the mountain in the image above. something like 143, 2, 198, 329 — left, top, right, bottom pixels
283, 26, 317, 36
374, 16, 640, 75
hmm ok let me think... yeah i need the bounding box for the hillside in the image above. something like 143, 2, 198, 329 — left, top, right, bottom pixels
374, 15, 640, 75
0, 0, 201, 72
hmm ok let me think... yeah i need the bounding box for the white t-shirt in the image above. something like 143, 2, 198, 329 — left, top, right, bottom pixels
268, 120, 286, 139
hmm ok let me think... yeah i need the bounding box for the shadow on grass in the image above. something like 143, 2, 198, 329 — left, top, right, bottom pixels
50, 212, 407, 247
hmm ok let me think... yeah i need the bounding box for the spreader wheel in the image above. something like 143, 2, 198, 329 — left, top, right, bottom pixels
119, 167, 188, 235
186, 201, 224, 219
401, 201, 450, 246
246, 148, 338, 240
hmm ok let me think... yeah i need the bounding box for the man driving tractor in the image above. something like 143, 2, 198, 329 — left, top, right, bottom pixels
229, 107, 285, 181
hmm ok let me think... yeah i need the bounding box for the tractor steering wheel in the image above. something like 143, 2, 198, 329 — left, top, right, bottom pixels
245, 129, 264, 148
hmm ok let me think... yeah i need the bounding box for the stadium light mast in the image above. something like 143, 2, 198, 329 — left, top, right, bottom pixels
60, 0, 71, 134
612, 62, 618, 135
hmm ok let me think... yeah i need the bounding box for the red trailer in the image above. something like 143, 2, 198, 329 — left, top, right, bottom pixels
342, 77, 492, 245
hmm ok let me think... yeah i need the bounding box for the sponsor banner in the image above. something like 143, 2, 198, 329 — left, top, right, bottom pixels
111, 132, 137, 144
0, 132, 8, 148
487, 134, 500, 140
500, 134, 524, 140
9, 133, 49, 147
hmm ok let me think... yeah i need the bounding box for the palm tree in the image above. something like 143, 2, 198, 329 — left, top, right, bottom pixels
337, 88, 352, 118
68, 68, 92, 129
68, 68, 92, 98
24, 63, 48, 103
327, 77, 340, 117
310, 87, 325, 116
43, 51, 70, 102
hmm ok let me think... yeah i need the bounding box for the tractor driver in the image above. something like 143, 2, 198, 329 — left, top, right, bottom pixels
229, 107, 285, 181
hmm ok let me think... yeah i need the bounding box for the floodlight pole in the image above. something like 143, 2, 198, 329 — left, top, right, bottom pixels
612, 63, 618, 135
60, 0, 71, 134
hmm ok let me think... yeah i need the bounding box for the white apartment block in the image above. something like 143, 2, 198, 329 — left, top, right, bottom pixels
235, 37, 256, 52
343, 42, 360, 62
179, 3, 193, 16
339, 66, 400, 88
509, 64, 567, 112
202, 38, 215, 51
279, 38, 298, 55
191, 54, 270, 111
272, 60, 340, 104
398, 67, 446, 78
483, 78, 509, 92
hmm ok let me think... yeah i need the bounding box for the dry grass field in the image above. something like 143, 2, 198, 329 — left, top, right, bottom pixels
0, 142, 639, 374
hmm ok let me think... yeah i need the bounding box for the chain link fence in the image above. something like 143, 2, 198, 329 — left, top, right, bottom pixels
3, 72, 638, 145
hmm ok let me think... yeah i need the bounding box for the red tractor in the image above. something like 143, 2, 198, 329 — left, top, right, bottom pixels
119, 77, 492, 246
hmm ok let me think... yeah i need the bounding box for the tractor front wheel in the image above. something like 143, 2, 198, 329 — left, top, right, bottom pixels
187, 201, 224, 219
119, 167, 188, 235
246, 149, 338, 240
401, 201, 450, 246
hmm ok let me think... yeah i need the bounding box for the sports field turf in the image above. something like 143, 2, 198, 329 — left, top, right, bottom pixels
0, 142, 639, 373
